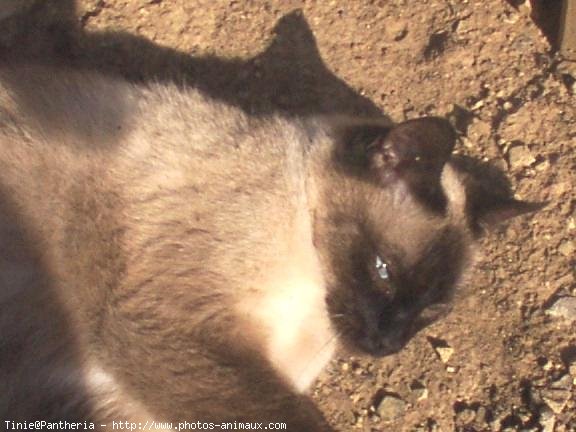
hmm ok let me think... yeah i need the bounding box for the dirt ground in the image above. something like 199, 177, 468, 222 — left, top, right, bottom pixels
1, 0, 575, 431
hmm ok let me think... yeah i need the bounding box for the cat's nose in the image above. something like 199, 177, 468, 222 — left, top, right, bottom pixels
369, 312, 414, 356
360, 332, 407, 357
356, 302, 415, 355
360, 322, 411, 356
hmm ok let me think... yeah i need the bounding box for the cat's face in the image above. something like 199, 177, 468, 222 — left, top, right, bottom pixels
316, 117, 541, 356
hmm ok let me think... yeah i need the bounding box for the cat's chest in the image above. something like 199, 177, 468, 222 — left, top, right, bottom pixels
259, 275, 336, 392
239, 242, 336, 393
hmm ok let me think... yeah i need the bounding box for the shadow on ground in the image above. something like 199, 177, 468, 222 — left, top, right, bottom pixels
1, 0, 381, 117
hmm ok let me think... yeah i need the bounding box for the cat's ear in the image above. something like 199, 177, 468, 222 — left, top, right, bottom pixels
338, 117, 456, 175
346, 117, 456, 212
366, 117, 456, 185
449, 156, 546, 235
471, 197, 546, 234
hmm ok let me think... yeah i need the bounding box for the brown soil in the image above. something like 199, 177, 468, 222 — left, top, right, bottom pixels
2, 1, 575, 431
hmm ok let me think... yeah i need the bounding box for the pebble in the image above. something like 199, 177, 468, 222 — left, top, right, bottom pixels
568, 360, 576, 377
387, 21, 408, 41
558, 240, 575, 257
535, 158, 550, 171
550, 374, 573, 390
434, 346, 454, 363
541, 418, 556, 432
557, 61, 576, 78
551, 181, 571, 197
507, 144, 535, 169
542, 358, 554, 371
376, 395, 407, 421
473, 120, 492, 136
539, 407, 556, 432
475, 406, 487, 424
455, 408, 476, 424
518, 407, 532, 423
462, 136, 475, 149
541, 388, 571, 414
471, 100, 485, 110
409, 381, 428, 401
546, 296, 576, 322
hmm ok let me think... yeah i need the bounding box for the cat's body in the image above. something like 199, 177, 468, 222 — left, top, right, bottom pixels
0, 65, 539, 429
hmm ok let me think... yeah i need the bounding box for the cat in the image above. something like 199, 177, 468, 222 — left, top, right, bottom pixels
0, 64, 541, 430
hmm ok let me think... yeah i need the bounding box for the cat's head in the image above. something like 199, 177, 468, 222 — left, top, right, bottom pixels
312, 116, 543, 357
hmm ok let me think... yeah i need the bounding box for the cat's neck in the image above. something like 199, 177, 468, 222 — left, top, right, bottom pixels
232, 142, 338, 392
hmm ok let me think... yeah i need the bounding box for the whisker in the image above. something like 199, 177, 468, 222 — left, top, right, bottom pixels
295, 332, 339, 386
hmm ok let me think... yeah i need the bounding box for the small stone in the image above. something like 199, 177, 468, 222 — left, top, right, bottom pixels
409, 381, 428, 401
446, 366, 457, 373
568, 360, 576, 377
435, 346, 454, 363
542, 359, 554, 371
369, 413, 381, 423
504, 13, 520, 24
472, 120, 492, 137
507, 144, 535, 169
557, 61, 576, 77
541, 417, 556, 432
429, 338, 454, 364
503, 101, 514, 110
341, 362, 350, 372
376, 395, 407, 421
535, 159, 550, 171
471, 100, 485, 110
462, 136, 475, 149
386, 22, 408, 41
455, 408, 476, 424
540, 407, 556, 432
541, 388, 571, 414
475, 406, 487, 424
551, 181, 570, 197
546, 296, 576, 322
518, 407, 533, 423
558, 240, 575, 257
551, 374, 573, 390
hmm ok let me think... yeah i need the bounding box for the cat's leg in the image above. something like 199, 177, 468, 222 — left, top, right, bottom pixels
93, 317, 335, 431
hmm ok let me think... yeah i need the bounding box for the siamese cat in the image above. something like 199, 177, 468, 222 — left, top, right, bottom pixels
0, 65, 541, 430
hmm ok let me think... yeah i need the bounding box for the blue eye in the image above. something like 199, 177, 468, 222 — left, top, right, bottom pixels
375, 255, 390, 280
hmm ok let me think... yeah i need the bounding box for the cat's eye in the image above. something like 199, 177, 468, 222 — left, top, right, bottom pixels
375, 255, 390, 280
